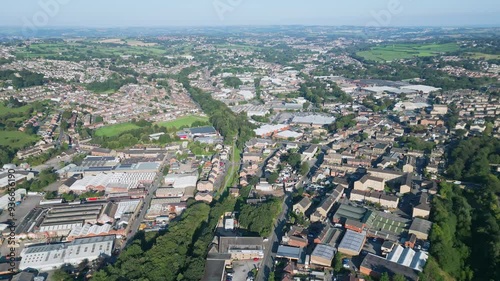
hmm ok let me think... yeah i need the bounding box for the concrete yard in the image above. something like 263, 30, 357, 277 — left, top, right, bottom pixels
231, 260, 260, 281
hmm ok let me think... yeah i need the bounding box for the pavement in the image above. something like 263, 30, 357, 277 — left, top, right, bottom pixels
232, 260, 260, 281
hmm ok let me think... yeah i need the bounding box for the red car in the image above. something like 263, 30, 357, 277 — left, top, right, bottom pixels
253, 258, 259, 261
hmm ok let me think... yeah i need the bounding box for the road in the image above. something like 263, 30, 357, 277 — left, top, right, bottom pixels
121, 166, 163, 249
256, 193, 292, 281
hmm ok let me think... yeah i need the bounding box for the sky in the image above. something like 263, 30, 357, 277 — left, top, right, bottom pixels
0, 0, 499, 27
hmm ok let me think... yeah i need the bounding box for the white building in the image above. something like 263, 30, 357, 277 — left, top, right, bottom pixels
19, 235, 115, 271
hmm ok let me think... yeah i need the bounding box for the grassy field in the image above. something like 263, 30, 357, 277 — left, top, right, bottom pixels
357, 43, 460, 62
0, 103, 33, 118
0, 131, 39, 149
465, 52, 500, 60
15, 41, 168, 59
94, 122, 141, 137
156, 115, 209, 129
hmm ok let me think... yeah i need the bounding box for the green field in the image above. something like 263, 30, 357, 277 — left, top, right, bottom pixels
94, 123, 141, 137
0, 131, 40, 149
15, 41, 169, 60
156, 115, 209, 129
465, 52, 500, 60
0, 103, 33, 118
357, 43, 460, 62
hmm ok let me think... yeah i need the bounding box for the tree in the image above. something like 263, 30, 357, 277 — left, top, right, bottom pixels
380, 272, 390, 281
267, 172, 279, 184
51, 269, 72, 281
392, 274, 407, 281
300, 162, 310, 176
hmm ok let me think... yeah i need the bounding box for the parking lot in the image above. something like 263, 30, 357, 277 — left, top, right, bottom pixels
0, 194, 43, 224
230, 260, 260, 281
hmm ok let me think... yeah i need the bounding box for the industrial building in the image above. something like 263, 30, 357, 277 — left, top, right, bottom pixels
218, 236, 264, 260
19, 235, 115, 271
310, 244, 336, 267
337, 230, 367, 256
360, 253, 419, 281
387, 245, 428, 272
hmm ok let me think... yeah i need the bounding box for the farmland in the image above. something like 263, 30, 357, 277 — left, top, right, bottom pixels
156, 115, 209, 129
94, 122, 141, 137
357, 43, 460, 62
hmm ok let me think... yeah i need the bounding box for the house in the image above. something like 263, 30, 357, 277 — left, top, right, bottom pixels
408, 218, 432, 240
399, 173, 413, 194
354, 175, 386, 191
310, 193, 337, 222
373, 143, 389, 154
197, 180, 214, 192
293, 197, 312, 215
301, 145, 319, 161
402, 156, 416, 173
195, 192, 213, 203
412, 193, 431, 218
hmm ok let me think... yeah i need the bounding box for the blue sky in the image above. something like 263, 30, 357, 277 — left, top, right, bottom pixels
1, 0, 499, 27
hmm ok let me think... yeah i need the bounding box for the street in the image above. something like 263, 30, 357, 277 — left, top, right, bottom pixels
121, 168, 163, 249
256, 193, 292, 281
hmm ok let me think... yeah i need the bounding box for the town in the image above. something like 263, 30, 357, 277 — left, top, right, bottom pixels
0, 25, 498, 281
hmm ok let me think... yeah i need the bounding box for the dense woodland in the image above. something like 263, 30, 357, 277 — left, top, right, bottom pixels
180, 78, 255, 150
422, 136, 500, 281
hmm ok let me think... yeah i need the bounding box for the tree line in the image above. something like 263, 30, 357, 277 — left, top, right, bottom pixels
421, 136, 500, 281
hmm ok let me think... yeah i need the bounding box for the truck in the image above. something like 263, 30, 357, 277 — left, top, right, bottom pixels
139, 223, 147, 231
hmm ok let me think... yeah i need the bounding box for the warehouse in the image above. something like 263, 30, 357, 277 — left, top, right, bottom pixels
387, 245, 428, 272
19, 235, 115, 271
291, 115, 336, 127
409, 218, 432, 240
310, 244, 336, 267
37, 203, 106, 236
164, 174, 198, 189
338, 230, 367, 256
276, 245, 304, 261
360, 253, 419, 281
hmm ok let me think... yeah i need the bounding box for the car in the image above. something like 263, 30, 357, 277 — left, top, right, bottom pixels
263, 238, 269, 242
253, 257, 260, 261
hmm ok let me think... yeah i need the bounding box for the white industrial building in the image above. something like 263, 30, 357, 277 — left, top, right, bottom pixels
0, 188, 26, 210
164, 174, 198, 189
387, 245, 428, 272
69, 172, 156, 193
19, 235, 115, 271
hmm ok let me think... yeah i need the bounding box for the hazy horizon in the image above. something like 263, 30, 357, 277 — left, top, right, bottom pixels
0, 0, 499, 28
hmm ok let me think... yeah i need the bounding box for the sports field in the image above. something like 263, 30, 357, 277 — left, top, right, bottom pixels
357, 43, 460, 62
156, 115, 209, 129
94, 122, 141, 137
0, 131, 40, 149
